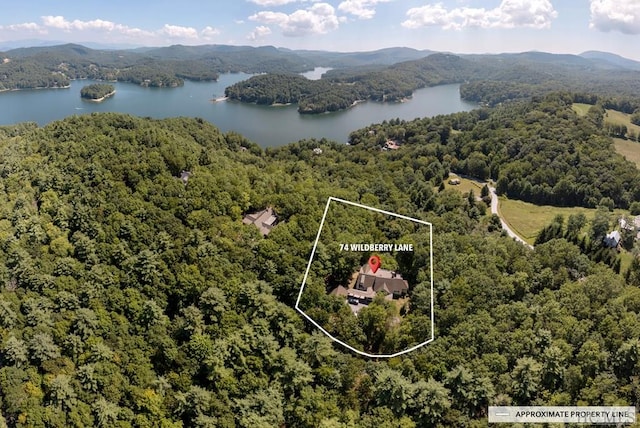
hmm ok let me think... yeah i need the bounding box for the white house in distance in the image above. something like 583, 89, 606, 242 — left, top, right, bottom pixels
604, 230, 621, 248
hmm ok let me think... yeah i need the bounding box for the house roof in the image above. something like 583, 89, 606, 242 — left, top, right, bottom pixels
356, 273, 376, 290
619, 216, 640, 230
355, 265, 409, 296
604, 230, 621, 247
330, 285, 349, 297
385, 140, 401, 150
179, 170, 191, 184
242, 207, 277, 235
374, 277, 409, 295
606, 230, 621, 240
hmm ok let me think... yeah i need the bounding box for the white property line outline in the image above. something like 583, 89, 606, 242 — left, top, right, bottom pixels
295, 196, 434, 358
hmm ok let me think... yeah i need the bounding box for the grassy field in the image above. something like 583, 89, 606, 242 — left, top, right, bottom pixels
614, 138, 640, 168
444, 174, 485, 196
497, 198, 596, 244
498, 198, 628, 245
572, 103, 640, 133
572, 103, 592, 116
573, 104, 640, 165
604, 109, 640, 135
620, 251, 635, 278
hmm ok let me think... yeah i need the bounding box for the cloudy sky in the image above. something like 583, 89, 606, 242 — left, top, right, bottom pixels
1, 0, 639, 59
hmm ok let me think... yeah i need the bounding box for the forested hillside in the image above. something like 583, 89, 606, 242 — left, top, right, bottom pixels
225, 53, 482, 113
0, 43, 313, 91
1, 107, 640, 427
227, 50, 640, 114
348, 92, 640, 209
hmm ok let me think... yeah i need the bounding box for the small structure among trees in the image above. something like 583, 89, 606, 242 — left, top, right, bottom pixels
242, 207, 278, 235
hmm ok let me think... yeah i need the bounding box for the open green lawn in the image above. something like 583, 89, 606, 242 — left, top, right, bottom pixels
572, 103, 592, 116
498, 198, 596, 244
498, 198, 627, 245
573, 104, 640, 137
445, 174, 485, 196
620, 250, 635, 278
605, 109, 640, 135
614, 137, 640, 168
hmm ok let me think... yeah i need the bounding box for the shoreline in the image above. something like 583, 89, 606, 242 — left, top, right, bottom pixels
0, 84, 71, 93
83, 90, 116, 102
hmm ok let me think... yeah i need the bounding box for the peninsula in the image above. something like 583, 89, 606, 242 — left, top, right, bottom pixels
80, 83, 115, 102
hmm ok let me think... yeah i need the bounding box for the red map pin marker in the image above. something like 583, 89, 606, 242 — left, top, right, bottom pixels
368, 255, 381, 274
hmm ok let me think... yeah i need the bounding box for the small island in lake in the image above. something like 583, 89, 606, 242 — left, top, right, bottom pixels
80, 83, 115, 101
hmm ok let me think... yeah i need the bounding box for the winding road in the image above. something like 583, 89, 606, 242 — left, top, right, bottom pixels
489, 187, 534, 250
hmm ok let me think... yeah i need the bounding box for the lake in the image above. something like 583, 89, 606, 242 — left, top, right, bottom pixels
0, 72, 477, 147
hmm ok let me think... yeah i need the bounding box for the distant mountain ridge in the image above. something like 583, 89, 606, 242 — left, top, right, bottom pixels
579, 50, 640, 71
2, 43, 640, 111
4, 42, 640, 72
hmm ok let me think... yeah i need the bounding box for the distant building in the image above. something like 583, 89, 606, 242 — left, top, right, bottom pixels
313, 148, 323, 155
619, 216, 640, 231
242, 207, 278, 236
448, 178, 461, 185
179, 171, 191, 185
384, 140, 401, 150
604, 230, 621, 248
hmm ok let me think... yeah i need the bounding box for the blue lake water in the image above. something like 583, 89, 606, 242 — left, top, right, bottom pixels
0, 72, 477, 147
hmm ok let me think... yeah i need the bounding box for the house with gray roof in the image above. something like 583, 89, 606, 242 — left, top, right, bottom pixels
604, 230, 621, 248
242, 207, 277, 235
352, 263, 409, 303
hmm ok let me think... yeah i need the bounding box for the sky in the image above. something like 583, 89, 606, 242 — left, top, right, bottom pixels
1, 0, 639, 60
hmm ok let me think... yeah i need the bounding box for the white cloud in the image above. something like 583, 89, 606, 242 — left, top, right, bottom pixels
589, 0, 640, 35
160, 24, 199, 39
2, 22, 45, 33
40, 15, 155, 38
201, 26, 221, 40
247, 25, 273, 40
41, 15, 73, 31
338, 0, 393, 20
402, 0, 558, 30
41, 15, 121, 32
0, 16, 224, 45
249, 0, 298, 5
250, 3, 339, 36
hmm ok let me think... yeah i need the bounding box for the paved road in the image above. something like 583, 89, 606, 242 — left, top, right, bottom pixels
489, 187, 534, 250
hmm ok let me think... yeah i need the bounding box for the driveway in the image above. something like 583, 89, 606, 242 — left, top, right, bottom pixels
489, 187, 534, 249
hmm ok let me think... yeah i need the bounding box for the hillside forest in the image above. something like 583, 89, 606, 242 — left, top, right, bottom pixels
1, 89, 640, 426
225, 52, 640, 114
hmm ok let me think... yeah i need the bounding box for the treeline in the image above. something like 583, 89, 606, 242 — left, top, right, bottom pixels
348, 92, 640, 209
80, 84, 115, 100
535, 211, 622, 273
